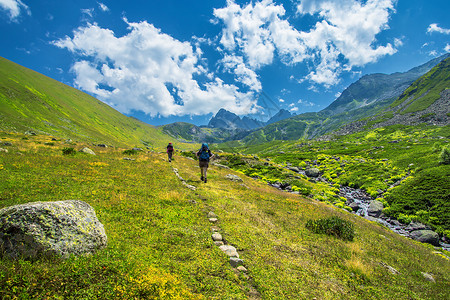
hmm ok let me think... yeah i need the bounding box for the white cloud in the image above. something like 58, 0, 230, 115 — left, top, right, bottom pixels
298, 99, 315, 106
81, 8, 94, 18
214, 0, 397, 88
53, 20, 258, 117
220, 54, 262, 91
427, 23, 450, 35
279, 98, 285, 103
445, 44, 450, 53
0, 0, 30, 20
289, 106, 299, 112
98, 2, 109, 12
428, 50, 438, 57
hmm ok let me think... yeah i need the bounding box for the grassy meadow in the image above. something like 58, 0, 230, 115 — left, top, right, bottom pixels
1, 131, 449, 299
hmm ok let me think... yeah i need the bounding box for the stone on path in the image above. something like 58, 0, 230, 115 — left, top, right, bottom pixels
219, 245, 239, 258
229, 257, 244, 268
209, 218, 218, 223
207, 211, 218, 218
212, 232, 223, 241
237, 266, 247, 272
0, 200, 107, 259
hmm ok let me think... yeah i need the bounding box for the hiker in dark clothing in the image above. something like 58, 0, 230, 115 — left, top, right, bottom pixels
166, 142, 174, 162
196, 143, 214, 183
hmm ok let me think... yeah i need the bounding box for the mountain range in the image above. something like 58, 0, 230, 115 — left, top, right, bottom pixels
161, 53, 449, 144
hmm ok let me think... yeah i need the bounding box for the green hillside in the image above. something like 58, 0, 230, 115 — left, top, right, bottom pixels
1, 133, 449, 299
0, 57, 172, 148
391, 56, 450, 114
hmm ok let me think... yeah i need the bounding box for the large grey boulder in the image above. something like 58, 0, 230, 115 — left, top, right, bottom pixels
79, 147, 96, 155
0, 200, 107, 259
305, 168, 320, 178
410, 230, 440, 246
368, 200, 384, 217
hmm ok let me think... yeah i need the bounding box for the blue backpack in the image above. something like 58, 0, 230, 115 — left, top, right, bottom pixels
199, 144, 210, 161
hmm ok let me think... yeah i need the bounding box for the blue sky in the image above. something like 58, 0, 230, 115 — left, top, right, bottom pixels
1, 0, 449, 126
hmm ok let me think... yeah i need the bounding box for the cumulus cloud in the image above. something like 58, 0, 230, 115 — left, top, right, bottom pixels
214, 0, 397, 87
445, 44, 450, 53
427, 23, 450, 35
0, 0, 30, 20
53, 20, 258, 117
220, 55, 262, 91
98, 2, 109, 12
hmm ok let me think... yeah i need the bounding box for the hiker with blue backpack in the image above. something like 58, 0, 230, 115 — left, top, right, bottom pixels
196, 143, 214, 183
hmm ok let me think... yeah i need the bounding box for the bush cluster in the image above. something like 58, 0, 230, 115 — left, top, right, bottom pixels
306, 216, 355, 241
439, 145, 450, 165
123, 149, 138, 155
62, 147, 76, 155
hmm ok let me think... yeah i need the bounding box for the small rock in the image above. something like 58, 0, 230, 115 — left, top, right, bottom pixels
237, 266, 247, 272
229, 257, 244, 268
214, 241, 224, 246
0, 148, 8, 153
225, 174, 243, 182
209, 218, 218, 223
219, 245, 239, 258
421, 272, 435, 282
208, 211, 218, 218
406, 222, 427, 232
349, 202, 360, 212
3, 142, 12, 146
210, 226, 220, 232
123, 157, 135, 161
79, 147, 96, 155
212, 233, 223, 241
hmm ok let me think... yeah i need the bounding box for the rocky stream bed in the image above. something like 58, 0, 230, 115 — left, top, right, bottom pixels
269, 170, 450, 253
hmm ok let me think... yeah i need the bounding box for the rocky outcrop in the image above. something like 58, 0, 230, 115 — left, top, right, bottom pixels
0, 200, 107, 259
410, 230, 440, 246
368, 200, 384, 217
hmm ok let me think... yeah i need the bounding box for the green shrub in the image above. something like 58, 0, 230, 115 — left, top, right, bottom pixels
62, 147, 76, 156
305, 216, 355, 241
439, 145, 450, 165
432, 142, 441, 153
123, 149, 138, 155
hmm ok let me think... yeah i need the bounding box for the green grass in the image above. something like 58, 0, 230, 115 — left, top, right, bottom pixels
1, 131, 449, 299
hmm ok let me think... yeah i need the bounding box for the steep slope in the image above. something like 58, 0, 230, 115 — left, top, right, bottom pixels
322, 53, 450, 116
0, 57, 171, 148
334, 56, 450, 136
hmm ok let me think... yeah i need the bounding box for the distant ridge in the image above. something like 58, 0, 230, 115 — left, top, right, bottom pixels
207, 108, 292, 130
